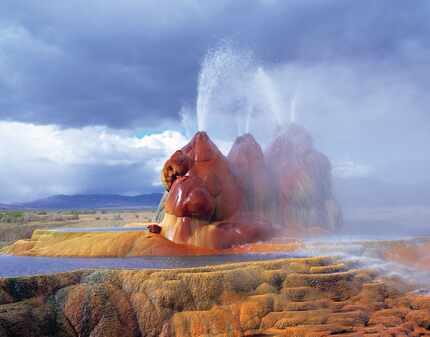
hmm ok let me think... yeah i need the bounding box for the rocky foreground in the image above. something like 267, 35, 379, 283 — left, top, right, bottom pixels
1, 256, 430, 337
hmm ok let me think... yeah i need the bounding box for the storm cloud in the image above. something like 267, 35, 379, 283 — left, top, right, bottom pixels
1, 1, 429, 128
0, 0, 430, 202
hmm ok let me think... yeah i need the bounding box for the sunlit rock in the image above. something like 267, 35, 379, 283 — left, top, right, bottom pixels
165, 175, 216, 220
162, 131, 244, 221
159, 131, 273, 248
1, 256, 430, 336
157, 125, 341, 247
1, 229, 219, 257
1, 227, 301, 257
161, 150, 194, 191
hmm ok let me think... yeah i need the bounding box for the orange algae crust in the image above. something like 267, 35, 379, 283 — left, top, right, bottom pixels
123, 222, 153, 227
1, 229, 215, 257
383, 240, 430, 272
1, 256, 430, 336
1, 227, 302, 257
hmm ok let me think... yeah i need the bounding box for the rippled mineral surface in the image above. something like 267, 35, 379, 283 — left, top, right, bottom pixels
1, 253, 430, 337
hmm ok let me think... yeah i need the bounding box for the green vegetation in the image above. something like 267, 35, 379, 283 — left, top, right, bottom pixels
0, 211, 24, 223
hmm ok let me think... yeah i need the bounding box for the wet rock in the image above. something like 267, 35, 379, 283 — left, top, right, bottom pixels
265, 124, 342, 233
160, 131, 272, 248
150, 122, 347, 249
161, 150, 194, 191
227, 133, 272, 215
165, 175, 216, 220
157, 125, 341, 248
147, 224, 162, 234
0, 257, 429, 337
153, 191, 168, 223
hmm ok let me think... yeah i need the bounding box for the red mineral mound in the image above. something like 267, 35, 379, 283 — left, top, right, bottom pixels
265, 124, 341, 235
227, 133, 273, 216
157, 125, 340, 248
160, 131, 272, 248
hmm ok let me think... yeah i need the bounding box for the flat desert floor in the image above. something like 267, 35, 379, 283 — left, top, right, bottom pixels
0, 209, 156, 248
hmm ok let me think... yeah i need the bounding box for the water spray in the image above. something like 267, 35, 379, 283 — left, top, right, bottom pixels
195, 43, 287, 147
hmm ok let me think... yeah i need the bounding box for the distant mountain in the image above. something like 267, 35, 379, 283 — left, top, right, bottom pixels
15, 193, 163, 210
0, 203, 13, 210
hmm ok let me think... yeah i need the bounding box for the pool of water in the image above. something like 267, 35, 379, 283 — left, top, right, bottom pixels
0, 252, 307, 278
51, 228, 426, 241
3, 232, 427, 279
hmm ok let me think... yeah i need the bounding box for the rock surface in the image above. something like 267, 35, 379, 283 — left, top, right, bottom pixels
1, 229, 217, 257
1, 256, 430, 337
383, 240, 430, 272
160, 131, 273, 249
227, 133, 272, 216
157, 126, 341, 249
1, 228, 301, 257
265, 124, 342, 233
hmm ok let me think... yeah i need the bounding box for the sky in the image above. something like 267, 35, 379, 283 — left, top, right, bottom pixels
0, 0, 429, 203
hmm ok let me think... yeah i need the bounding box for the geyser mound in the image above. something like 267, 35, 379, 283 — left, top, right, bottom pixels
157, 125, 342, 249
227, 133, 272, 216
160, 131, 272, 249
266, 123, 342, 234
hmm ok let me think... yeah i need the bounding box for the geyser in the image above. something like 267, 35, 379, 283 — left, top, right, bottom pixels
159, 131, 272, 249
195, 43, 288, 144
156, 124, 341, 249
266, 123, 342, 234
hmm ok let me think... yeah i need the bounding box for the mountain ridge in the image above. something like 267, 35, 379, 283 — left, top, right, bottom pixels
8, 193, 163, 210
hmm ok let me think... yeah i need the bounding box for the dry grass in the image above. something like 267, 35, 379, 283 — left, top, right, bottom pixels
0, 209, 156, 248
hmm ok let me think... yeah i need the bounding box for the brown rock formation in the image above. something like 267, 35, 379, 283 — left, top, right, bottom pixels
156, 125, 342, 248
266, 124, 342, 234
227, 133, 272, 216
160, 131, 272, 249
1, 256, 429, 337
162, 132, 243, 221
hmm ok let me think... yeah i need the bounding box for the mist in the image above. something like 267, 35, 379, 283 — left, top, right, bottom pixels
180, 43, 430, 236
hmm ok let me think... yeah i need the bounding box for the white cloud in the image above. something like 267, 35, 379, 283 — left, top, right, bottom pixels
0, 122, 187, 203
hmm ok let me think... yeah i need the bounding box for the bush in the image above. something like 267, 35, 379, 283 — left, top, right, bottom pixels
0, 211, 25, 223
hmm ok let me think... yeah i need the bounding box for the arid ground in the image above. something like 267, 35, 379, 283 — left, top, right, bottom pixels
0, 209, 156, 249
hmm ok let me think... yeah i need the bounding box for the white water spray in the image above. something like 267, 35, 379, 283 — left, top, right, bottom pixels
195, 43, 290, 147
290, 93, 298, 124
254, 67, 283, 127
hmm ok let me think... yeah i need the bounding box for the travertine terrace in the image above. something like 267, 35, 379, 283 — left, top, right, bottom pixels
1, 256, 430, 336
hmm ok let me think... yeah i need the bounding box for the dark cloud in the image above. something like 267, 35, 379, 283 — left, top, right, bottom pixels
0, 0, 429, 129
0, 0, 430, 205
